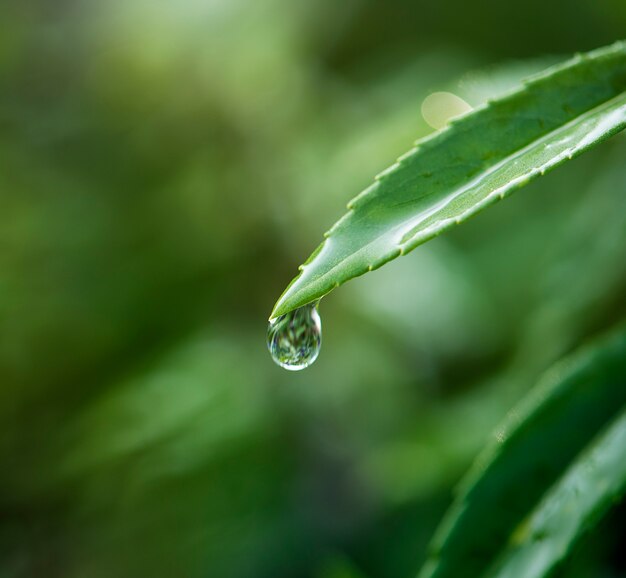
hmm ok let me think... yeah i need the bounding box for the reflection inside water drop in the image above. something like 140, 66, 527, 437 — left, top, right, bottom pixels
267, 303, 322, 370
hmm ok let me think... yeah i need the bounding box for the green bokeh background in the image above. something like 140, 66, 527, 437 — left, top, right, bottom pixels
1, 1, 625, 577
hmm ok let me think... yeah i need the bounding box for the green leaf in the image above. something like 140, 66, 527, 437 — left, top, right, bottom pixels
418, 325, 626, 578
271, 41, 626, 319
485, 408, 626, 578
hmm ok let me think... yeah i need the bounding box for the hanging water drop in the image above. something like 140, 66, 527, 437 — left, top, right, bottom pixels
267, 302, 322, 370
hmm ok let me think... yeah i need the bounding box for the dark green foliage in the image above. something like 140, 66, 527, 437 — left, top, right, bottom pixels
420, 326, 626, 578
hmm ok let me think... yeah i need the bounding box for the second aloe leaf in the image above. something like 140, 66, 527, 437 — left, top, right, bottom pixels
418, 325, 626, 578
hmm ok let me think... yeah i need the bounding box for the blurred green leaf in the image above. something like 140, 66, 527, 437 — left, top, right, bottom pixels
271, 41, 626, 319
418, 324, 626, 578
487, 408, 626, 578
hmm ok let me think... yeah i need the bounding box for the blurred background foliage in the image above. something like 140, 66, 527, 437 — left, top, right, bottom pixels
1, 1, 626, 577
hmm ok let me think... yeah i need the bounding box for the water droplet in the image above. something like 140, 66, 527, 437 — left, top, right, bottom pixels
267, 303, 322, 370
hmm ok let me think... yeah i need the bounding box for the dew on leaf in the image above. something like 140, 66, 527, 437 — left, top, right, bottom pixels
267, 302, 321, 370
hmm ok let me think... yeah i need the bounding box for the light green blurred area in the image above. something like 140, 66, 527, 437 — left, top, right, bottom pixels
1, 1, 625, 577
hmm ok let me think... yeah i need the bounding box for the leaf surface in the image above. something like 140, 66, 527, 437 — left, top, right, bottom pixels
418, 325, 626, 578
271, 42, 626, 319
486, 408, 626, 578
